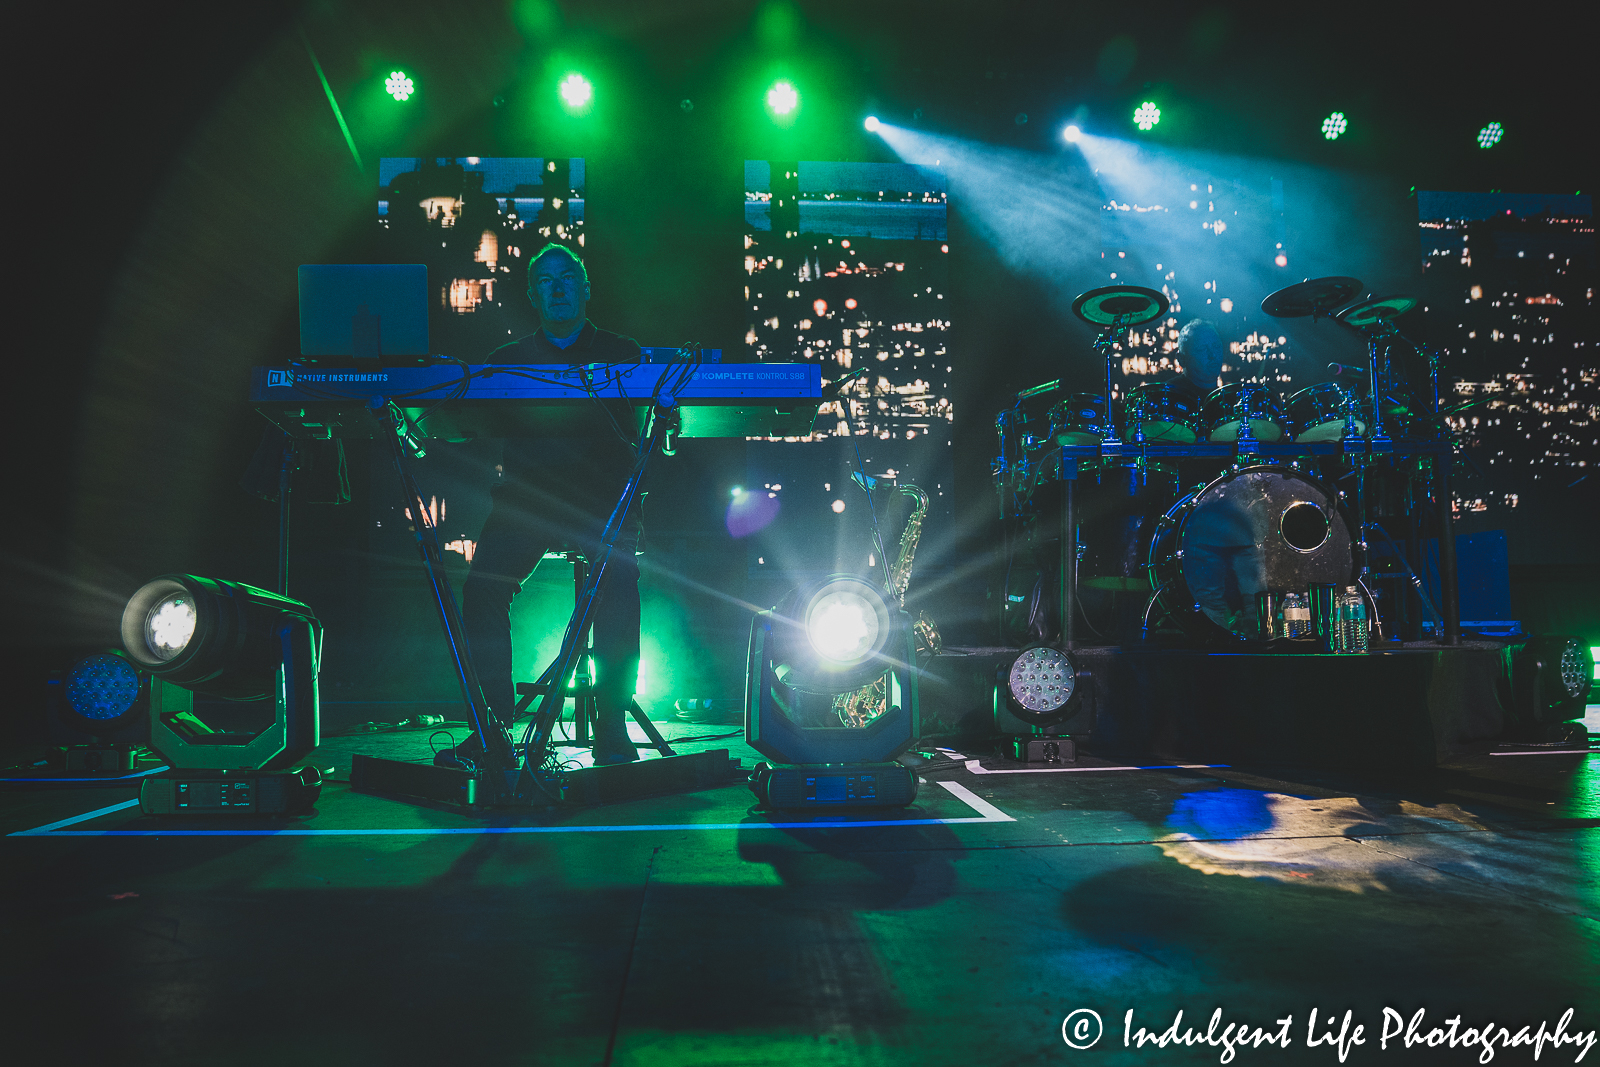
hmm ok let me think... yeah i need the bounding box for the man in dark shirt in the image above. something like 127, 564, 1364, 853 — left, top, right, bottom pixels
449, 243, 645, 766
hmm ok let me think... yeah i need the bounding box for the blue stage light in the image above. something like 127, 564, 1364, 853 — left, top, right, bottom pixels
1062, 124, 1083, 143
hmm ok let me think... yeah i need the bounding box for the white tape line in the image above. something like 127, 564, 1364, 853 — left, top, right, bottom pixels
936, 780, 1015, 822
964, 760, 1227, 775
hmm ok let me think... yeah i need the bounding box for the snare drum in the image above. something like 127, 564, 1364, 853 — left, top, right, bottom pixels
1047, 394, 1113, 444
1201, 383, 1286, 442
1122, 381, 1204, 443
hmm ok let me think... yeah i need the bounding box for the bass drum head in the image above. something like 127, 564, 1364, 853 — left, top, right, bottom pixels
1160, 465, 1352, 636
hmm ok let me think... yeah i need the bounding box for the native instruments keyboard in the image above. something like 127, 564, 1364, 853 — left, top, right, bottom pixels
250, 362, 823, 440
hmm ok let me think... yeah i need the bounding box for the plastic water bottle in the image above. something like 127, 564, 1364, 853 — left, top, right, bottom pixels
1281, 591, 1311, 639
1341, 585, 1369, 654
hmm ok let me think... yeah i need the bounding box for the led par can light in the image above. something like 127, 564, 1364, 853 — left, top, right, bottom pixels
994, 645, 1089, 741
120, 575, 323, 813
1511, 635, 1594, 741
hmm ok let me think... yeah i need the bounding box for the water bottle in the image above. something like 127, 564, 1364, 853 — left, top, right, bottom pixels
1341, 585, 1369, 654
1281, 591, 1311, 639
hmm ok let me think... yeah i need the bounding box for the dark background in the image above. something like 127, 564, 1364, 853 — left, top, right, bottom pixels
8, 1, 1594, 732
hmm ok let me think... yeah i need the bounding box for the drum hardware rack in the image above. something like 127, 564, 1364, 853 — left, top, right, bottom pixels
1005, 277, 1466, 653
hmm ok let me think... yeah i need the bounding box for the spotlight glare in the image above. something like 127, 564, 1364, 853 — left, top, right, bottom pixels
1133, 101, 1161, 131
807, 595, 877, 664
864, 115, 880, 132
146, 595, 197, 661
1321, 111, 1348, 140
1062, 124, 1082, 143
560, 73, 593, 109
766, 80, 799, 117
385, 71, 414, 102
1477, 121, 1504, 148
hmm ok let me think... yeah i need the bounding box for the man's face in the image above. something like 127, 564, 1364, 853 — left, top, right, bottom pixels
530, 254, 589, 327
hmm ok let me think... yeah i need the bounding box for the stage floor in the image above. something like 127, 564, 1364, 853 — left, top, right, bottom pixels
3, 713, 1596, 1065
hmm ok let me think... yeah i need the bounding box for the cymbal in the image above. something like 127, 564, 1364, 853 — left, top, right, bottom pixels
1260, 276, 1363, 318
1337, 293, 1418, 327
1072, 285, 1169, 327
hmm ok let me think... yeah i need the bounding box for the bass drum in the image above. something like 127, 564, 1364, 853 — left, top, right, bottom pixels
1148, 465, 1353, 638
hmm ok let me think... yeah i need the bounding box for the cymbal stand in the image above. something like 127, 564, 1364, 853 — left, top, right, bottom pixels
1411, 334, 1460, 645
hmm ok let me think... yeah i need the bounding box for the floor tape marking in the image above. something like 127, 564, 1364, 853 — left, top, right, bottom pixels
964, 760, 1229, 775
8, 799, 141, 835
9, 783, 1014, 838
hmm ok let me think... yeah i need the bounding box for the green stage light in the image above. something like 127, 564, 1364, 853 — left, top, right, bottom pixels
1478, 121, 1504, 148
385, 71, 414, 102
1133, 101, 1160, 131
560, 73, 592, 110
766, 80, 799, 118
864, 115, 880, 132
1321, 111, 1348, 140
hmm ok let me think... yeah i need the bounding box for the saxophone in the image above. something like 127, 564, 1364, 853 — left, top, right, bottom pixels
834, 485, 942, 727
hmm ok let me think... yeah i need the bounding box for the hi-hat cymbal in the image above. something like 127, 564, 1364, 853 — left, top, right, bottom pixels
1337, 293, 1418, 327
1072, 285, 1169, 327
1260, 276, 1363, 318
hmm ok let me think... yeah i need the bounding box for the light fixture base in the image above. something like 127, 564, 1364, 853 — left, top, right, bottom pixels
747, 761, 917, 810
139, 767, 322, 816
1011, 736, 1076, 764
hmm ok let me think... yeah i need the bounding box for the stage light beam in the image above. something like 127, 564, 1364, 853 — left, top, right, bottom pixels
1133, 102, 1161, 131
385, 71, 414, 102
1321, 112, 1348, 140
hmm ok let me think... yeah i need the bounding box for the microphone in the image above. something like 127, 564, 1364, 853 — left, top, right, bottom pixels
1328, 362, 1363, 378
821, 366, 871, 398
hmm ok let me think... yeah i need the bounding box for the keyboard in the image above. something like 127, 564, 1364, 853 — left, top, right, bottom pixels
251, 362, 823, 440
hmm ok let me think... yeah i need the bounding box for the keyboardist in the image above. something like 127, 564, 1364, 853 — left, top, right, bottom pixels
440, 242, 646, 768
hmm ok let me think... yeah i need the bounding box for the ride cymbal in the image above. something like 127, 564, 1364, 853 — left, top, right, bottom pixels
1260, 276, 1363, 318
1336, 293, 1418, 327
1072, 285, 1169, 327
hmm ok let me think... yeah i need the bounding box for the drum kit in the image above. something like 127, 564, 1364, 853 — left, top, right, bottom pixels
995, 276, 1459, 650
